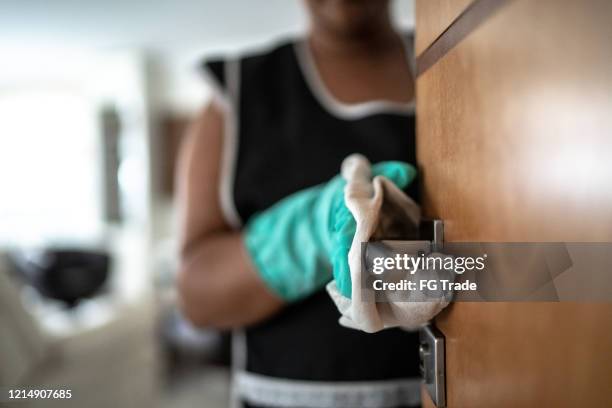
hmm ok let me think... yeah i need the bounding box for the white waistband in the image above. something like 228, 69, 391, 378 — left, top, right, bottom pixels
234, 370, 421, 408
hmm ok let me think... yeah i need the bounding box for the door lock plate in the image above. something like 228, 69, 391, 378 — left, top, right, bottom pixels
419, 324, 446, 407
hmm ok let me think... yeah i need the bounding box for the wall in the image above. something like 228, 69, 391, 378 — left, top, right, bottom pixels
0, 0, 416, 114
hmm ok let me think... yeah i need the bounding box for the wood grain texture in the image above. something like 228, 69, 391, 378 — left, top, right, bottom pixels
417, 0, 612, 243
433, 303, 612, 407
415, 0, 474, 55
416, 0, 511, 76
416, 0, 612, 406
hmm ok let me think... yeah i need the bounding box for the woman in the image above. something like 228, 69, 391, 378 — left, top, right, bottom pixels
177, 0, 421, 406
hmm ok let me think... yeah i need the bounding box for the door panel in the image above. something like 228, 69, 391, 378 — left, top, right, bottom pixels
416, 0, 612, 406
415, 0, 473, 55
417, 0, 612, 242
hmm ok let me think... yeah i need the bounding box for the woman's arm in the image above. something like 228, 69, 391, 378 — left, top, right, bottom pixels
175, 102, 284, 329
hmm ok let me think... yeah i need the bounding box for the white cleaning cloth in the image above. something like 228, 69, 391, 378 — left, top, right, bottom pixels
326, 154, 452, 333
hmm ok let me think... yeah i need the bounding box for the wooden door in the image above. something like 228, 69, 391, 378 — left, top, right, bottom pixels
415, 0, 612, 406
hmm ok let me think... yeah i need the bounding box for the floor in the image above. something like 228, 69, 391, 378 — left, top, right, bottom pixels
161, 367, 231, 408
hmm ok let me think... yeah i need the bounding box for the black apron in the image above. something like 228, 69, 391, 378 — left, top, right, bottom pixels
201, 36, 422, 408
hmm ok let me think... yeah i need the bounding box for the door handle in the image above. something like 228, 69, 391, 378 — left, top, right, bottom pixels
375, 219, 447, 406
418, 219, 444, 252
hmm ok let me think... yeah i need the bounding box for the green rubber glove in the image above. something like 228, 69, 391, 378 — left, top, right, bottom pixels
243, 160, 416, 302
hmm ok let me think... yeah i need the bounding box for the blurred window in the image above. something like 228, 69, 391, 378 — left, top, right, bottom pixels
0, 87, 102, 244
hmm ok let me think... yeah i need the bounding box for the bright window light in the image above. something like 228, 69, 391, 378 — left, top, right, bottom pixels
0, 87, 102, 245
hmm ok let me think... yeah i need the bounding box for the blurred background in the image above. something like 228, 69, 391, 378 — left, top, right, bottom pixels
0, 1, 414, 407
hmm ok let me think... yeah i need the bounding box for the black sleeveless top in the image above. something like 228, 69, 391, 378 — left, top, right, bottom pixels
202, 37, 421, 408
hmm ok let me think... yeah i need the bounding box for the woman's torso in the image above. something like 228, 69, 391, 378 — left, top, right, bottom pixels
202, 37, 422, 408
